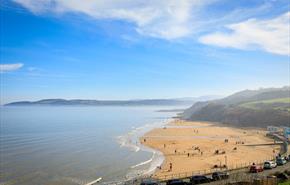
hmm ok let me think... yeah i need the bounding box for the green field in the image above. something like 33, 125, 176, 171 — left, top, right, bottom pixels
240, 98, 290, 111
278, 180, 290, 185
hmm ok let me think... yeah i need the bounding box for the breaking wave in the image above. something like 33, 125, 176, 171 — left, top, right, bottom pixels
130, 152, 155, 169
116, 118, 172, 182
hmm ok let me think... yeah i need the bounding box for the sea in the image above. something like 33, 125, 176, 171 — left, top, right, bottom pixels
0, 105, 187, 185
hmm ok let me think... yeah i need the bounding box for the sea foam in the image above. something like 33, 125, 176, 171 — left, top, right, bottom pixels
116, 118, 172, 181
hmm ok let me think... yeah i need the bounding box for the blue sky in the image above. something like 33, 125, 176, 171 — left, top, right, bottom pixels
0, 0, 289, 104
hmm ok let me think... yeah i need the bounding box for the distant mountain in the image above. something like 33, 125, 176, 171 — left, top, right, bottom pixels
174, 95, 223, 102
182, 86, 290, 127
5, 96, 220, 106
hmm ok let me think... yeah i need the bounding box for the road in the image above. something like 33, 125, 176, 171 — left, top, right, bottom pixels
152, 162, 290, 185
204, 162, 290, 185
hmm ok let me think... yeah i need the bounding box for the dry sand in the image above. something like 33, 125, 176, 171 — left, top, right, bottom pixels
140, 120, 281, 179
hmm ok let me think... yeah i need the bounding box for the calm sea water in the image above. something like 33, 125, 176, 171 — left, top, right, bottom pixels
0, 106, 184, 185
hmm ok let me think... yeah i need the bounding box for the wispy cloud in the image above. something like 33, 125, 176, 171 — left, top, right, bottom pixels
12, 0, 215, 40
11, 0, 290, 56
199, 12, 290, 56
0, 63, 24, 73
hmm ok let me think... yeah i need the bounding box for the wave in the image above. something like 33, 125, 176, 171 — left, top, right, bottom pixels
115, 118, 172, 182
98, 118, 173, 185
130, 152, 155, 169
116, 135, 140, 152
143, 152, 164, 175
124, 150, 164, 183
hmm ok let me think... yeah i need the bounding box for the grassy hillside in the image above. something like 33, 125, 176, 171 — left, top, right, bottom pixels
182, 87, 290, 127
240, 98, 290, 112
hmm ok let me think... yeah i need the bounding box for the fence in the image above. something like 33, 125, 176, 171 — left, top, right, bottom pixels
208, 173, 279, 185
112, 154, 288, 185
154, 156, 276, 182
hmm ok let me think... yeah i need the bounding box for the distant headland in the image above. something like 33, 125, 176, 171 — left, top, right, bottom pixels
5, 96, 221, 107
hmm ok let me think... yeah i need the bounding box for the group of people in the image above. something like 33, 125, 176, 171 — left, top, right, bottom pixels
235, 141, 245, 144
214, 149, 226, 155
157, 162, 172, 172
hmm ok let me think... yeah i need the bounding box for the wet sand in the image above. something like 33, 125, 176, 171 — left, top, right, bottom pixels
140, 120, 280, 179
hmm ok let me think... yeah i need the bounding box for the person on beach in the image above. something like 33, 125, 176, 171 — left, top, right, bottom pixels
188, 153, 190, 157
169, 163, 172, 171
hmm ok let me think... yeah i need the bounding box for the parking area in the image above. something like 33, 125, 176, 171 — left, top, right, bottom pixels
137, 161, 290, 185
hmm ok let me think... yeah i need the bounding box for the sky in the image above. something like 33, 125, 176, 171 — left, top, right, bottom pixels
0, 0, 289, 104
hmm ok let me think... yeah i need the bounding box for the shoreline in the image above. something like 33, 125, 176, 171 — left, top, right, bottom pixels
140, 119, 281, 180
117, 118, 174, 181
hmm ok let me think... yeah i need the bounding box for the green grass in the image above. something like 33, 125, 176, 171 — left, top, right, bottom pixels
255, 98, 290, 104
279, 180, 290, 185
240, 98, 290, 110
244, 98, 290, 105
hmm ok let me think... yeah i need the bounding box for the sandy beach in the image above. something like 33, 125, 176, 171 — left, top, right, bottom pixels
140, 120, 281, 180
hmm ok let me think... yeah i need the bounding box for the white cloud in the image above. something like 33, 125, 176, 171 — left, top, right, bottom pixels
199, 12, 290, 56
13, 0, 214, 40
0, 63, 24, 73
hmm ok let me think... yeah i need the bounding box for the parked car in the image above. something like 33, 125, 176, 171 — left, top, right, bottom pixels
140, 179, 160, 185
249, 165, 263, 173
263, 161, 277, 169
212, 171, 229, 181
166, 179, 188, 185
190, 175, 211, 184
276, 158, 287, 166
